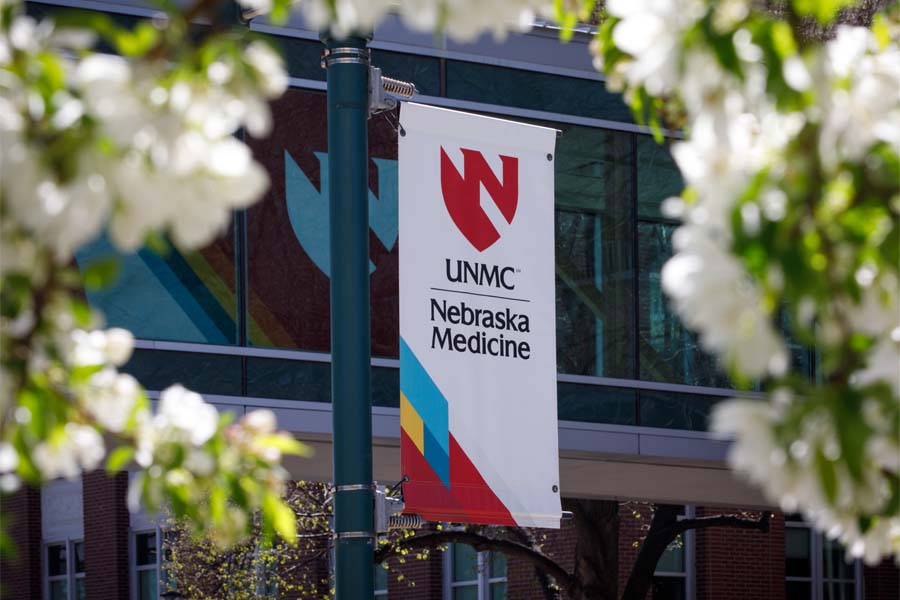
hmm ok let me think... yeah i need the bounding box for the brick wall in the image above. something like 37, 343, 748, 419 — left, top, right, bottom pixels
507, 519, 578, 599
82, 470, 131, 600
0, 485, 42, 600
863, 558, 900, 600
387, 544, 443, 599
618, 501, 655, 595
695, 506, 784, 600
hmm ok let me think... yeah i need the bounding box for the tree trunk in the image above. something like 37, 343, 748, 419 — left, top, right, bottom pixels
620, 504, 680, 600
565, 498, 619, 600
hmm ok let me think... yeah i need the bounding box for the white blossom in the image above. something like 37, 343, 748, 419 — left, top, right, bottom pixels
32, 424, 104, 480
157, 385, 219, 446
299, 0, 547, 42
714, 397, 900, 563
79, 369, 143, 433
662, 225, 788, 377
243, 409, 277, 434
606, 0, 706, 95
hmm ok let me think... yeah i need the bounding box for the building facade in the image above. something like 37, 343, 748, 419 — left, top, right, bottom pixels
3, 1, 899, 598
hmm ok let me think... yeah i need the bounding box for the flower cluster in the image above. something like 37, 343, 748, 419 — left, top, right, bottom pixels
1, 1, 300, 548
131, 387, 308, 546
594, 1, 900, 561
289, 0, 549, 41
1, 13, 286, 264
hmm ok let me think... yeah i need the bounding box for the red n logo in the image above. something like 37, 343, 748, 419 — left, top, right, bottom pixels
440, 148, 519, 252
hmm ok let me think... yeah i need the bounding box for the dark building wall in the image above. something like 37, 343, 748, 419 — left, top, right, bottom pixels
507, 517, 578, 599
6, 481, 899, 600
0, 486, 42, 600
386, 546, 444, 599
695, 507, 785, 600
863, 558, 900, 600
82, 471, 131, 600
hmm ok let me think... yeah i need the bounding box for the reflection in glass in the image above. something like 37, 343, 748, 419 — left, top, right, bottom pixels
558, 384, 636, 425
138, 569, 158, 600
247, 88, 400, 357
446, 61, 632, 123
823, 537, 855, 581
490, 552, 507, 578
490, 581, 508, 600
136, 532, 157, 566
452, 543, 479, 582
656, 536, 685, 573
639, 390, 718, 431
73, 541, 85, 574
636, 135, 683, 220
49, 581, 67, 600
122, 350, 242, 396
453, 587, 479, 600
76, 231, 238, 345
785, 528, 811, 577
47, 543, 67, 576
638, 222, 729, 387
554, 127, 634, 378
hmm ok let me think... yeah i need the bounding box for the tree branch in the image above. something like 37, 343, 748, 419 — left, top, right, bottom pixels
668, 511, 771, 537
375, 531, 581, 599
622, 507, 771, 600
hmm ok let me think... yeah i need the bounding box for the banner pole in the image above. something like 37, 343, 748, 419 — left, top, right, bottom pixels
322, 35, 375, 599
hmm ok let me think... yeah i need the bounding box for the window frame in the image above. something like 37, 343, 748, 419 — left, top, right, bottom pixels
651, 505, 696, 600
442, 544, 508, 600
130, 528, 162, 600
374, 562, 389, 597
44, 539, 84, 600
785, 518, 864, 600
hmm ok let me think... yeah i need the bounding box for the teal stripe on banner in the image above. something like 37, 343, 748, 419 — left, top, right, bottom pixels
399, 337, 449, 459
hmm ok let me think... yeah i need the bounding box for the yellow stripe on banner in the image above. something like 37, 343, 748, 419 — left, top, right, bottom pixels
400, 392, 424, 455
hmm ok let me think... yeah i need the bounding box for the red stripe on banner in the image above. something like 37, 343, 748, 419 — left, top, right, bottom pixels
401, 430, 515, 526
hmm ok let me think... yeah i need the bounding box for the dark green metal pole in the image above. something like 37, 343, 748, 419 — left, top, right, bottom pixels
323, 36, 375, 599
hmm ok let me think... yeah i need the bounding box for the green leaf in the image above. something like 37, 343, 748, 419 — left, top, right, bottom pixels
264, 494, 297, 544
256, 434, 312, 457
816, 450, 838, 504
113, 21, 159, 57
144, 232, 171, 257
82, 257, 120, 290
106, 446, 135, 473
770, 22, 797, 59
791, 0, 855, 24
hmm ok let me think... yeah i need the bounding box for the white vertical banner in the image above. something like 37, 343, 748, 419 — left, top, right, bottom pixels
398, 102, 560, 528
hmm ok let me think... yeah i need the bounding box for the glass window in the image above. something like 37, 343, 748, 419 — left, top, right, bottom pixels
45, 540, 84, 600
652, 506, 690, 600
557, 383, 636, 425
272, 35, 326, 81
637, 222, 730, 388
639, 390, 719, 431
246, 88, 401, 357
374, 562, 389, 597
554, 126, 634, 379
121, 350, 242, 396
134, 531, 159, 600
636, 135, 683, 221
785, 519, 858, 600
75, 231, 239, 345
446, 544, 507, 600
445, 61, 632, 123
73, 542, 85, 600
